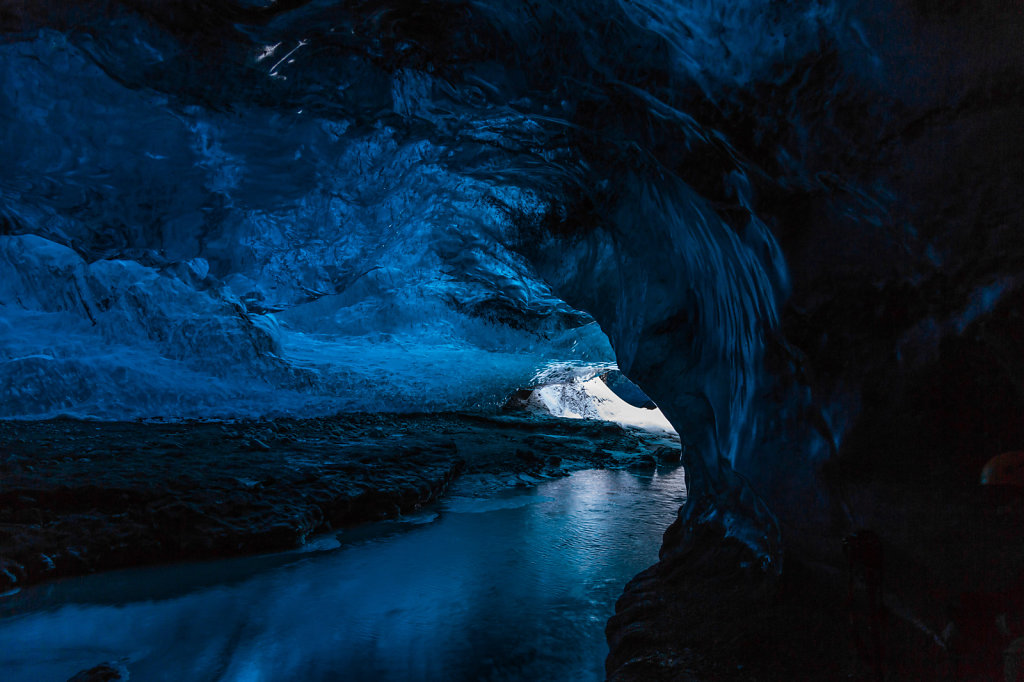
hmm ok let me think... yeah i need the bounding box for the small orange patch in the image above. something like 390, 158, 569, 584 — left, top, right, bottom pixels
980, 451, 1024, 486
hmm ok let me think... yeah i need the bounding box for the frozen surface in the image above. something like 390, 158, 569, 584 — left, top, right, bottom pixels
0, 467, 688, 682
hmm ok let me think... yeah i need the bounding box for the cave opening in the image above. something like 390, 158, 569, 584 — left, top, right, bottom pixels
2, 0, 1024, 680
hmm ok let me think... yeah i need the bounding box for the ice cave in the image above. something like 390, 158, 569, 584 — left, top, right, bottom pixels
1, 1, 1023, 680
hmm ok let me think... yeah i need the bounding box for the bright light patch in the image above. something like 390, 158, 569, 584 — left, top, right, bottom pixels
528, 376, 676, 434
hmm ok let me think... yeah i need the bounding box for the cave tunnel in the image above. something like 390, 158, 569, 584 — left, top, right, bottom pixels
1, 1, 1023, 680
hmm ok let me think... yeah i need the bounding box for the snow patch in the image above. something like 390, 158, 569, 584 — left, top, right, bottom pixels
527, 377, 676, 434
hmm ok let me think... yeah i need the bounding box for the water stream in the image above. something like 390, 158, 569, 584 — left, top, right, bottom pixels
0, 466, 686, 681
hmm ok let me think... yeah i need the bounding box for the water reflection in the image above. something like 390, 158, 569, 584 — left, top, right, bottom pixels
0, 467, 686, 681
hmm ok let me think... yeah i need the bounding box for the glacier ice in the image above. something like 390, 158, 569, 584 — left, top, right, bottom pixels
0, 229, 615, 419
6, 0, 1020, 568
0, 1, 833, 560
0, 29, 622, 420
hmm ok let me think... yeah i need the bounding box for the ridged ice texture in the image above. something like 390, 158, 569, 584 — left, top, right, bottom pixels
5, 1, 1022, 555
0, 28, 617, 420
0, 2, 815, 437
0, 1, 859, 559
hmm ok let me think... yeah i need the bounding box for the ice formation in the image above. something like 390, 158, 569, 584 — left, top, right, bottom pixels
0, 27, 621, 420
3, 1, 1023, 566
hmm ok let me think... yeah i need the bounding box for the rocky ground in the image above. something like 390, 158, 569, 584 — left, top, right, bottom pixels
0, 411, 679, 596
605, 470, 1024, 681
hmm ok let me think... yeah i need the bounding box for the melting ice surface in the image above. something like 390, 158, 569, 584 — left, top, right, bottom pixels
0, 467, 687, 682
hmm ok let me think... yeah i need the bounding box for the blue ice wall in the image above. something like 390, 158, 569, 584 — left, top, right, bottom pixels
3, 1, 1023, 553
0, 27, 616, 419
0, 1, 822, 434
